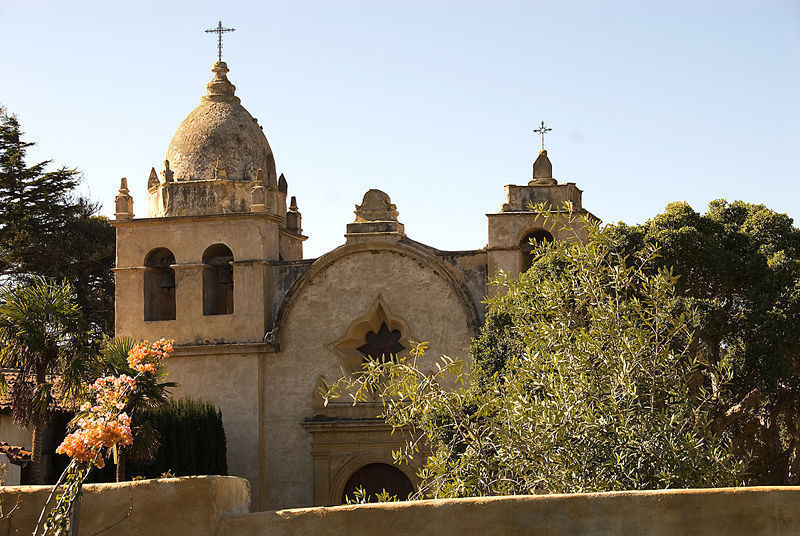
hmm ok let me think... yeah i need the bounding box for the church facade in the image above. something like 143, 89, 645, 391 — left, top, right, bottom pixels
111, 60, 595, 511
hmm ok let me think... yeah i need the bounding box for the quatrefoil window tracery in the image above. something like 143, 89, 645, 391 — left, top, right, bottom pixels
357, 323, 405, 362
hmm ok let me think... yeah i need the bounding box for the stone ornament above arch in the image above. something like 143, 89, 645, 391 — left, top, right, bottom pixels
326, 295, 416, 376
354, 189, 398, 222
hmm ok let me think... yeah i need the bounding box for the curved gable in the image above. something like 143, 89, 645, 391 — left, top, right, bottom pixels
271, 240, 480, 352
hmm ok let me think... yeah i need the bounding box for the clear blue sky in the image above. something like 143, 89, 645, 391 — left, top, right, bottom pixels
2, 0, 798, 257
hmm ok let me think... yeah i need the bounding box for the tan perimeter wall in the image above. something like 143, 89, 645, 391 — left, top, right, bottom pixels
228, 487, 800, 536
0, 476, 249, 536
3, 477, 800, 536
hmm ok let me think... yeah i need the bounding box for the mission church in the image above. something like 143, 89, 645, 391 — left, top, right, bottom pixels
110, 53, 596, 510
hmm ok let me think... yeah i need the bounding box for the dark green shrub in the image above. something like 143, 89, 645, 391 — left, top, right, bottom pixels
128, 397, 227, 478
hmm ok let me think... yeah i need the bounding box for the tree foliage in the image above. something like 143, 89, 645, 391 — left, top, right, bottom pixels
0, 107, 115, 343
326, 214, 750, 497
608, 200, 800, 484
0, 277, 89, 483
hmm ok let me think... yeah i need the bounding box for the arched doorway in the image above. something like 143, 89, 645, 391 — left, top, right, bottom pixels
341, 463, 414, 503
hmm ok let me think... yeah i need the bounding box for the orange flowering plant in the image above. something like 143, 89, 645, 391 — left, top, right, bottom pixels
55, 375, 136, 467
34, 338, 174, 536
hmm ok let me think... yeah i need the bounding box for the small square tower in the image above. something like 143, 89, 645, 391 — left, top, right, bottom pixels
487, 150, 599, 278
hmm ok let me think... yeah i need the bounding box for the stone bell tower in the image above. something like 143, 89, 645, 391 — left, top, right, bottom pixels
112, 60, 306, 345
487, 149, 598, 279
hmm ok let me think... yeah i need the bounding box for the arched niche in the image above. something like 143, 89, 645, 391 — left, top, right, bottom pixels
340, 462, 414, 504
144, 248, 176, 321
202, 243, 234, 316
519, 228, 554, 272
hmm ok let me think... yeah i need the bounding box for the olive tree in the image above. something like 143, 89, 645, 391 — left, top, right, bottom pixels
325, 214, 749, 497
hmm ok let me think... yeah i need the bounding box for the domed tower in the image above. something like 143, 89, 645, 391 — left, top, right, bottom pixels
112, 60, 306, 347
110, 51, 310, 510
148, 61, 280, 217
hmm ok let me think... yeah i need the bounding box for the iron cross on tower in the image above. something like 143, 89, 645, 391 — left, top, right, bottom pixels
205, 21, 236, 62
533, 121, 552, 151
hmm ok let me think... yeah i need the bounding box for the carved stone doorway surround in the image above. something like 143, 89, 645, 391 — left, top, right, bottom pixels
302, 417, 420, 506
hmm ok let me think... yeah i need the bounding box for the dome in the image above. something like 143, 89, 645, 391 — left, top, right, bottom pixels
165, 61, 277, 183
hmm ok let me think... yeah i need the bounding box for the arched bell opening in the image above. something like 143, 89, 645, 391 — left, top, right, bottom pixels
202, 243, 234, 316
519, 229, 554, 273
340, 463, 414, 504
144, 248, 176, 321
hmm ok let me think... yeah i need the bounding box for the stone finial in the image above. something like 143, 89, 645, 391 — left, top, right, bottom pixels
354, 189, 399, 222
250, 169, 266, 213
204, 61, 240, 104
263, 170, 284, 216
266, 155, 278, 189
530, 150, 557, 186
267, 172, 278, 190
147, 167, 159, 190
114, 177, 134, 220
286, 196, 302, 232
162, 160, 174, 183
215, 157, 228, 180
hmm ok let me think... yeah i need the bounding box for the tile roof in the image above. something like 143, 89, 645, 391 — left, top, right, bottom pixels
0, 370, 71, 413
0, 441, 30, 465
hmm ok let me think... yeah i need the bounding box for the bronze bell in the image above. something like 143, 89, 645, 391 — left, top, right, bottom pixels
218, 265, 233, 285
158, 270, 176, 289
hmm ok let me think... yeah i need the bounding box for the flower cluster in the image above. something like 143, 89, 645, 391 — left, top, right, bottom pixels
87, 375, 136, 411
42, 338, 174, 536
127, 338, 174, 374
56, 375, 136, 468
55, 338, 174, 468
56, 414, 132, 468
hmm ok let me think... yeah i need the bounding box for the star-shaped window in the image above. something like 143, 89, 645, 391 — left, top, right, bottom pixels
357, 323, 405, 362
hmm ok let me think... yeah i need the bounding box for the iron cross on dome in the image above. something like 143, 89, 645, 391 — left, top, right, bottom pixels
533, 121, 553, 151
205, 21, 236, 62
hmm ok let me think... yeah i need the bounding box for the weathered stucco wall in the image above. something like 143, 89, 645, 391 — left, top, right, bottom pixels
225, 486, 800, 536
431, 249, 488, 324
503, 182, 584, 212
4, 479, 800, 536
0, 476, 249, 536
164, 348, 263, 509
150, 180, 254, 217
269, 259, 315, 326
